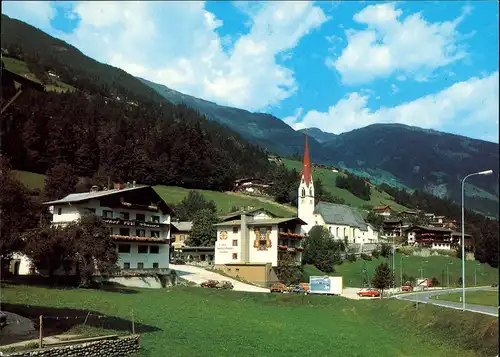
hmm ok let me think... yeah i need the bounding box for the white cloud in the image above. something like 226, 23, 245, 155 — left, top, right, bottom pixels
283, 107, 304, 128
287, 72, 499, 142
328, 2, 470, 84
52, 1, 327, 111
391, 83, 399, 94
2, 1, 56, 31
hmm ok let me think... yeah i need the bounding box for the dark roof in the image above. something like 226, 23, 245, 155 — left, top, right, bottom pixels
214, 217, 307, 227
409, 225, 452, 233
384, 218, 402, 223
43, 186, 174, 214
314, 202, 368, 231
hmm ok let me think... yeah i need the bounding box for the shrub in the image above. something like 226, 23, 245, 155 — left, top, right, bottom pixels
398, 246, 418, 256
372, 250, 380, 259
361, 253, 372, 261
431, 277, 440, 286
347, 254, 357, 262
380, 243, 392, 258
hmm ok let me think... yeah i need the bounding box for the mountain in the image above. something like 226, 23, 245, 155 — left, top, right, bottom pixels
298, 127, 336, 144
141, 77, 498, 216
322, 124, 499, 217
138, 77, 331, 162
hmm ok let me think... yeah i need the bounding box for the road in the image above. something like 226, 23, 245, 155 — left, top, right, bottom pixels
169, 264, 270, 293
395, 286, 498, 316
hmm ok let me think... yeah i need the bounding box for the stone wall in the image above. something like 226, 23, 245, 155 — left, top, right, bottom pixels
5, 335, 140, 357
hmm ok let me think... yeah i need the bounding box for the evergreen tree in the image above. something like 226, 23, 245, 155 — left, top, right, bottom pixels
44, 163, 78, 200
371, 262, 392, 297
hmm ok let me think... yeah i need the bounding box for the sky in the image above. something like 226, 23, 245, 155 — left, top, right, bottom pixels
2, 1, 499, 142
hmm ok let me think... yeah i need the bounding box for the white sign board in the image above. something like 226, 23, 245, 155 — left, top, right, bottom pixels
309, 276, 343, 295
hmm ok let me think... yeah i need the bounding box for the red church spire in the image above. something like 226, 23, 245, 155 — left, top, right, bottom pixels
302, 129, 312, 186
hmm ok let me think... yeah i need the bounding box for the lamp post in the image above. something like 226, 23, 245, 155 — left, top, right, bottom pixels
461, 170, 493, 311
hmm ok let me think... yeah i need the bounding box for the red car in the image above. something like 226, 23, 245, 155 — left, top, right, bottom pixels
201, 280, 219, 288
357, 288, 380, 297
401, 285, 413, 292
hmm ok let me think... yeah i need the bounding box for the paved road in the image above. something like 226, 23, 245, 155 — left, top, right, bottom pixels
169, 264, 270, 293
395, 286, 498, 316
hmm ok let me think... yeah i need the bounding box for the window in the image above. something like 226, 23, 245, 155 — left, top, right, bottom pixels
301, 188, 305, 197
118, 244, 131, 253
57, 208, 62, 215
180, 235, 185, 242
150, 245, 159, 254
232, 227, 239, 234
152, 263, 159, 269
136, 229, 146, 237
232, 240, 238, 247
123, 262, 130, 269
103, 210, 113, 218
309, 188, 313, 196
119, 228, 130, 236
136, 214, 145, 221
138, 245, 148, 254
232, 253, 238, 260
86, 208, 96, 214
236, 268, 240, 272
120, 212, 130, 220
151, 231, 160, 238
137, 262, 144, 269
328, 227, 331, 232
151, 215, 160, 223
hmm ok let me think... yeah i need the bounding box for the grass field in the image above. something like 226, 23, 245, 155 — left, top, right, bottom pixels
431, 290, 499, 307
304, 253, 499, 288
0, 284, 497, 357
282, 159, 408, 212
154, 185, 296, 217
13, 170, 46, 191
3, 56, 75, 93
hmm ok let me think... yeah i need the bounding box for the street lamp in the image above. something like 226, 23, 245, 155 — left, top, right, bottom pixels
461, 169, 493, 311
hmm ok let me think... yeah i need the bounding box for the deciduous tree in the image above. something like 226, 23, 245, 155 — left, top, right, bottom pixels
187, 208, 219, 247
44, 163, 78, 200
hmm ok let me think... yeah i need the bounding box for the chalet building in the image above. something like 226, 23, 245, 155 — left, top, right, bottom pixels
382, 218, 403, 237
407, 225, 473, 250
297, 134, 379, 246
14, 185, 173, 275
170, 221, 215, 265
373, 205, 395, 217
400, 209, 419, 219
214, 208, 306, 286
233, 178, 271, 196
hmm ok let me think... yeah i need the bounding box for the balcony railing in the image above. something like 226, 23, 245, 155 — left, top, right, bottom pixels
102, 217, 168, 228
279, 232, 306, 239
111, 235, 169, 244
115, 268, 170, 276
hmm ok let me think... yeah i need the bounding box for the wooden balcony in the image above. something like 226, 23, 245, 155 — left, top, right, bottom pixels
111, 235, 169, 244
279, 232, 306, 240
102, 217, 168, 228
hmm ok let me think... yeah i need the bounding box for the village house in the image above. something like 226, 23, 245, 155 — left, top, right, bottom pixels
170, 221, 215, 265
233, 178, 272, 196
372, 205, 396, 217
406, 225, 473, 250
382, 218, 404, 238
213, 208, 306, 286
12, 184, 173, 276
297, 134, 379, 247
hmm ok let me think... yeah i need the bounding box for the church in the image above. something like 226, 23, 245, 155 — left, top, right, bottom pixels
297, 134, 379, 246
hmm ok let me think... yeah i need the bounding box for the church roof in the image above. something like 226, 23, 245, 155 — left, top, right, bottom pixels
301, 132, 312, 186
314, 201, 368, 231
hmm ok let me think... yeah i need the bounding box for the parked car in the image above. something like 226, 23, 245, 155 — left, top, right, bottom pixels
201, 280, 219, 288
216, 281, 234, 290
357, 288, 380, 297
299, 283, 310, 293
401, 285, 413, 292
270, 283, 287, 293
291, 285, 309, 295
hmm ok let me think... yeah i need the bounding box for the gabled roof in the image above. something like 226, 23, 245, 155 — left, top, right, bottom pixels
171, 221, 193, 232
219, 207, 277, 222
373, 205, 392, 211
314, 201, 368, 231
384, 218, 402, 224
43, 185, 174, 214
214, 217, 307, 227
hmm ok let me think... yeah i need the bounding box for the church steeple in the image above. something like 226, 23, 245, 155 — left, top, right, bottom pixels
301, 130, 312, 186
298, 130, 315, 233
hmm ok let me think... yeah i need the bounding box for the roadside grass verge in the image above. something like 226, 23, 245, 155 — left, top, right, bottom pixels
430, 290, 498, 307
0, 284, 497, 357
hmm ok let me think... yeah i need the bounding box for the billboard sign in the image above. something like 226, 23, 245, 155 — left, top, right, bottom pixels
309, 276, 343, 295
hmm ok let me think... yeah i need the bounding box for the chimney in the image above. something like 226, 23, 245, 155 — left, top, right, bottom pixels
133, 180, 136, 188
240, 214, 249, 263
113, 182, 123, 190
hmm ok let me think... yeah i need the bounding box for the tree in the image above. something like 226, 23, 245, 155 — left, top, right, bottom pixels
274, 253, 303, 285
303, 225, 344, 273
187, 208, 219, 247
366, 211, 384, 231
66, 215, 118, 287
431, 277, 440, 286
44, 163, 78, 200
380, 243, 392, 258
371, 262, 393, 298
0, 158, 42, 260
173, 191, 217, 221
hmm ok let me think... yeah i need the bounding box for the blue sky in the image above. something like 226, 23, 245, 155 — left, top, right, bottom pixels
2, 1, 499, 142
